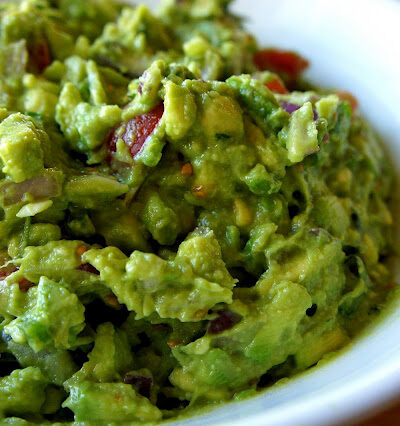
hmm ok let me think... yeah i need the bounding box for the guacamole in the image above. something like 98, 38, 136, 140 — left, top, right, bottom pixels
0, 0, 395, 424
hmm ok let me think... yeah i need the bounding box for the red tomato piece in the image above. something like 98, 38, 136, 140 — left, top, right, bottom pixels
208, 311, 242, 335
28, 39, 51, 73
76, 263, 100, 275
107, 103, 164, 160
254, 49, 309, 79
0, 264, 18, 278
18, 278, 35, 292
123, 373, 153, 399
336, 91, 359, 113
265, 78, 289, 94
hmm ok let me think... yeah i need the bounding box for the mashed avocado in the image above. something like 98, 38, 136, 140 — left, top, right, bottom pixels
0, 0, 395, 424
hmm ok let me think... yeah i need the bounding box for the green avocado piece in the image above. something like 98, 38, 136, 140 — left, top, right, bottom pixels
286, 102, 319, 163
65, 322, 133, 389
7, 339, 78, 386
83, 240, 232, 322
164, 80, 197, 140
63, 381, 162, 422
0, 113, 45, 183
5, 277, 85, 352
65, 174, 128, 208
0, 367, 48, 417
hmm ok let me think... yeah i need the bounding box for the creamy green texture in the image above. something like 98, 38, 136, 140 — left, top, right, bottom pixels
0, 0, 395, 424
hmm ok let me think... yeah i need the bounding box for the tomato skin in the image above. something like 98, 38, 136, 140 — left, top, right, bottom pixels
265, 78, 289, 94
0, 264, 35, 292
254, 49, 309, 79
0, 264, 17, 278
107, 103, 164, 160
18, 278, 35, 292
336, 91, 358, 113
76, 263, 100, 275
28, 38, 51, 73
208, 311, 242, 335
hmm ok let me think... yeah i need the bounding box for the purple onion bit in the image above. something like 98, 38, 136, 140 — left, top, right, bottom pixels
280, 101, 319, 121
208, 311, 242, 335
280, 101, 300, 114
123, 373, 153, 399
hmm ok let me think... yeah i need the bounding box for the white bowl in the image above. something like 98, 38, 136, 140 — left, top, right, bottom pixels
139, 0, 400, 424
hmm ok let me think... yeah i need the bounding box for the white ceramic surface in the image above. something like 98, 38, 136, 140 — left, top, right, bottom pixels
139, 0, 400, 424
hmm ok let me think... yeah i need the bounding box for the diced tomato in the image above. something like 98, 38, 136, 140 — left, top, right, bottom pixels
18, 278, 35, 292
265, 78, 289, 94
336, 91, 358, 113
0, 264, 18, 278
254, 49, 309, 79
123, 373, 153, 399
28, 38, 51, 73
107, 103, 164, 160
208, 311, 242, 335
76, 263, 100, 275
0, 263, 34, 291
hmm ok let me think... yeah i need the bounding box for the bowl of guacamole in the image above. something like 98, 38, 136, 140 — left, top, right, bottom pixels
0, 0, 399, 424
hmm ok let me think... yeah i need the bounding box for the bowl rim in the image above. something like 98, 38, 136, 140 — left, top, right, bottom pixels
227, 355, 400, 425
